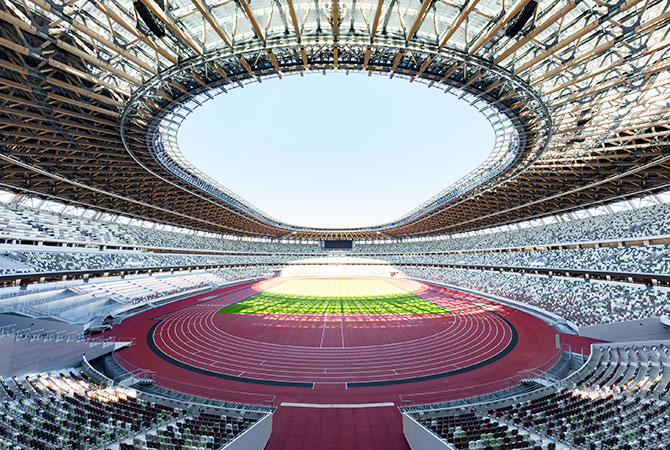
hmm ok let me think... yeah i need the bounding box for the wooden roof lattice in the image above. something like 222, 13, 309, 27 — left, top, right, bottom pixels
0, 0, 667, 239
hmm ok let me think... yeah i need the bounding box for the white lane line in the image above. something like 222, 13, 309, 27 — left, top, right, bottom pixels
319, 314, 328, 348
280, 402, 395, 409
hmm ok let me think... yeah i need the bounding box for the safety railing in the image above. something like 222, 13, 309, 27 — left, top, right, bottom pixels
112, 351, 276, 409
399, 347, 565, 408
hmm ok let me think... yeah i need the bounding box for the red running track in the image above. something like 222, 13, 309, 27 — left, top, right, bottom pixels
106, 277, 561, 450
150, 289, 513, 385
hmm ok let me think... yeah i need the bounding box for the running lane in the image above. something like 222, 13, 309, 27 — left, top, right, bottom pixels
107, 277, 558, 403
150, 293, 513, 385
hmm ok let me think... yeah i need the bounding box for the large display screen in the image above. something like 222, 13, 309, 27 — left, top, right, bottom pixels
323, 240, 353, 249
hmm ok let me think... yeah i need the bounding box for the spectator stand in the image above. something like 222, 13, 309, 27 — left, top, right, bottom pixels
402, 340, 670, 450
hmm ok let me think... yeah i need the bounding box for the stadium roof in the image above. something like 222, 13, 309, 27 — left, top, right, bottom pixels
0, 0, 668, 239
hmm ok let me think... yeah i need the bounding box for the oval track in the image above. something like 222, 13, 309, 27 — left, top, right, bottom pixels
150, 280, 515, 384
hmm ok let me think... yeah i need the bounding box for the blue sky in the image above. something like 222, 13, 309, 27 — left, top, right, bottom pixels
178, 73, 493, 228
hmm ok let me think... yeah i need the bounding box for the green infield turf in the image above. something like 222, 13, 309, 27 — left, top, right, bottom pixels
217, 279, 450, 314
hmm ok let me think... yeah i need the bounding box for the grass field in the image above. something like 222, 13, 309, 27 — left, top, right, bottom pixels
217, 279, 450, 314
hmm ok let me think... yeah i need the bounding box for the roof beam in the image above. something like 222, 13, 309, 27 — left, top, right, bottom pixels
88, 2, 177, 64
389, 51, 403, 78
494, 1, 577, 64
46, 77, 123, 107
47, 58, 130, 98
55, 40, 142, 86
70, 19, 157, 75
238, 0, 266, 42
406, 0, 432, 42
469, 0, 532, 55
438, 0, 480, 49
13, 2, 158, 76
286, 0, 301, 38
413, 56, 432, 79
0, 9, 36, 34
267, 50, 282, 74
333, 0, 339, 39
370, 0, 384, 38
514, 21, 600, 75
138, 0, 204, 55
191, 0, 233, 48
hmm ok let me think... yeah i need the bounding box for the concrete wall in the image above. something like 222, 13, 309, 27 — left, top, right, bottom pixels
0, 334, 115, 377
0, 313, 83, 333
225, 413, 272, 450
403, 413, 453, 450
580, 317, 670, 342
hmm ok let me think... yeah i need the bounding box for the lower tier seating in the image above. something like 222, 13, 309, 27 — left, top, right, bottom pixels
403, 266, 670, 326
406, 342, 670, 450
0, 368, 269, 450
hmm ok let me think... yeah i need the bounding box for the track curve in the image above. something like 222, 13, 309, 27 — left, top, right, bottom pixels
149, 280, 515, 385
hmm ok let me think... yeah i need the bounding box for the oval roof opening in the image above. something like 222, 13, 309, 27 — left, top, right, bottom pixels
178, 73, 494, 228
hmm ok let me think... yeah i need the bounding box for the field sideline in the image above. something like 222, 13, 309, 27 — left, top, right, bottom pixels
217, 278, 451, 314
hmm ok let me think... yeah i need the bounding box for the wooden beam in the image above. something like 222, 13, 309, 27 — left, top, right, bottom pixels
138, 0, 204, 55
69, 18, 157, 74
389, 51, 403, 78
494, 1, 577, 64
438, 0, 481, 49
333, 0, 339, 39
370, 0, 384, 38
47, 59, 130, 97
237, 0, 266, 42
267, 50, 282, 74
0, 9, 36, 35
469, 0, 532, 55
46, 77, 123, 107
286, 0, 301, 38
191, 0, 233, 48
43, 92, 119, 117
0, 36, 29, 56
406, 0, 432, 41
414, 55, 432, 78
55, 40, 141, 86
91, 2, 178, 64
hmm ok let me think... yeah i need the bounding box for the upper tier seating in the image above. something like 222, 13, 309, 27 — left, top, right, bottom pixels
1, 196, 668, 329
0, 251, 288, 276
0, 244, 667, 278
1, 199, 669, 254
355, 201, 670, 253
0, 202, 318, 253
0, 254, 33, 276
383, 245, 670, 274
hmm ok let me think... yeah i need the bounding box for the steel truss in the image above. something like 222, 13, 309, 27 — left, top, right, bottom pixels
0, 0, 667, 239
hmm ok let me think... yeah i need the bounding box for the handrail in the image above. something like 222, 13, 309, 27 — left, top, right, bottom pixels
81, 354, 114, 386
0, 323, 16, 337
87, 336, 134, 345
3, 326, 129, 345
112, 351, 276, 408
398, 347, 564, 407
1, 260, 665, 291
0, 264, 277, 287
2, 230, 668, 254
